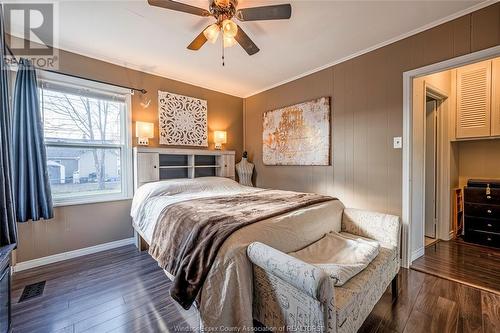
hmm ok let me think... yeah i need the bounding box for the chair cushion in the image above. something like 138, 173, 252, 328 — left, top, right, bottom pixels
288, 232, 380, 286
334, 233, 399, 333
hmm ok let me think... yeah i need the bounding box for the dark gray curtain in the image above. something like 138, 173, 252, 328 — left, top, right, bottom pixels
12, 58, 53, 222
0, 5, 17, 245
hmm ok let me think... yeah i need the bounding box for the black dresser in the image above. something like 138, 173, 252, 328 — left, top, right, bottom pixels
464, 179, 500, 248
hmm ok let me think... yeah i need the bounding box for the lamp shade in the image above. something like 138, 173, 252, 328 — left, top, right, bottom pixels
214, 131, 227, 144
136, 121, 154, 138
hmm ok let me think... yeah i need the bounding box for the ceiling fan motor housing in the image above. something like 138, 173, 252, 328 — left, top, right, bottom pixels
209, 0, 238, 22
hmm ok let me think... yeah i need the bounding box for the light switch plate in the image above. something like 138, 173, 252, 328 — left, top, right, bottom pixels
393, 137, 402, 149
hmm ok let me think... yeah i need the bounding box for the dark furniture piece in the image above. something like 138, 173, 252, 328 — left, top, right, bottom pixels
464, 179, 500, 248
0, 244, 14, 333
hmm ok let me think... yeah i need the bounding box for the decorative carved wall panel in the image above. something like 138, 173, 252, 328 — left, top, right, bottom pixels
158, 91, 208, 147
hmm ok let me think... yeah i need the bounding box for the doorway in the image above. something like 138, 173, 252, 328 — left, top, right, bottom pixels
402, 45, 500, 268
408, 54, 500, 293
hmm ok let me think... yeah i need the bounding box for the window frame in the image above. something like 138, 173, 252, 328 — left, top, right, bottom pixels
38, 71, 133, 207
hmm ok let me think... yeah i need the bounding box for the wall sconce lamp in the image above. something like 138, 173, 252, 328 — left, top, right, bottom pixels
136, 121, 154, 145
214, 131, 227, 150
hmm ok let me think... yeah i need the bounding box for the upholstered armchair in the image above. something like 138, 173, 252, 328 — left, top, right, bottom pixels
247, 208, 401, 333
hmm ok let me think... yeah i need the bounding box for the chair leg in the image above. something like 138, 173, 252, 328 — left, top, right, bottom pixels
391, 274, 399, 301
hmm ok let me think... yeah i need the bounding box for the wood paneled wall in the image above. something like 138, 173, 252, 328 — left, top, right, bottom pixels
244, 3, 500, 216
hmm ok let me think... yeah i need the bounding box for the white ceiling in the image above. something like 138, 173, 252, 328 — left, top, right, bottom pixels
12, 0, 491, 97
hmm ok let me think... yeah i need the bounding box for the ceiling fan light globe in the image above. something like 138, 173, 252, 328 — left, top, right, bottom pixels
223, 35, 236, 48
222, 19, 238, 38
203, 24, 220, 44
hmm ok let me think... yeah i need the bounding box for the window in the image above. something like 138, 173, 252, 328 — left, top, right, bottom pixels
39, 72, 132, 206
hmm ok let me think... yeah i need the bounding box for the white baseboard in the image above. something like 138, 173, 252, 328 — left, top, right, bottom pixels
411, 247, 425, 262
13, 237, 135, 273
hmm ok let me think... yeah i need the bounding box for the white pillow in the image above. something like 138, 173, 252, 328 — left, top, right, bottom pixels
131, 177, 243, 219
150, 177, 241, 195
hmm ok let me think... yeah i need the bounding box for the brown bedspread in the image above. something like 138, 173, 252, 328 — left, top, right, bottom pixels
148, 189, 336, 309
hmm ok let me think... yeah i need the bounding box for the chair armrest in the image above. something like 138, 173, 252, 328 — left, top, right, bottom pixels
341, 208, 401, 250
247, 242, 334, 303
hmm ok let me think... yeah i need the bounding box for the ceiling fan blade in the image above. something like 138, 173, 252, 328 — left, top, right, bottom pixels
187, 29, 208, 50
235, 4, 291, 21
148, 0, 210, 17
234, 25, 259, 55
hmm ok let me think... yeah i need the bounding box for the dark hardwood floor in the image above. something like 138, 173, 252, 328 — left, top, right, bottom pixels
11, 245, 500, 333
411, 239, 500, 294
11, 246, 199, 333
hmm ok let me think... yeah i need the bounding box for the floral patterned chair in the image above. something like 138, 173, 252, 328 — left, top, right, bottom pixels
247, 208, 401, 333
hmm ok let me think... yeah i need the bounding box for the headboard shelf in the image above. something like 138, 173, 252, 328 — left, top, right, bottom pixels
133, 147, 235, 190
159, 165, 191, 169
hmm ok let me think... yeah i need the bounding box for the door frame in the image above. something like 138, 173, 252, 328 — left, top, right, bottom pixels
424, 85, 449, 246
424, 97, 439, 240
402, 45, 500, 268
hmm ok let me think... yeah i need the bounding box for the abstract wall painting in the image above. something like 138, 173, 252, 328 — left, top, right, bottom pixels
263, 97, 330, 166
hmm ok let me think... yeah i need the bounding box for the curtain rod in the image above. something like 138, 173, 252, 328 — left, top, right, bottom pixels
41, 68, 147, 95
4, 43, 147, 95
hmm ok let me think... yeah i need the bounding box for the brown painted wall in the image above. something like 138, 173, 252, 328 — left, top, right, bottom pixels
244, 3, 500, 216
458, 139, 500, 188
14, 41, 243, 262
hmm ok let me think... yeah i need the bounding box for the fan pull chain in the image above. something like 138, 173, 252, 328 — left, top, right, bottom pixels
222, 33, 225, 67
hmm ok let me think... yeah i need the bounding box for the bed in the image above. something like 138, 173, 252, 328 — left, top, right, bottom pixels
131, 148, 344, 330
131, 148, 400, 332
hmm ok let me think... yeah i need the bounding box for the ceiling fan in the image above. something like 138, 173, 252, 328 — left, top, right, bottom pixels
148, 0, 292, 62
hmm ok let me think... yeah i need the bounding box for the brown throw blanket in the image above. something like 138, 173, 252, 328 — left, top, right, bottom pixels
149, 189, 336, 309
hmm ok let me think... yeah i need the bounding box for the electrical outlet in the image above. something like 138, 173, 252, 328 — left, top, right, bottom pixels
393, 137, 402, 149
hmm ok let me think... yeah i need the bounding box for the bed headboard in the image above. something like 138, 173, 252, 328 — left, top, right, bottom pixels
133, 147, 236, 190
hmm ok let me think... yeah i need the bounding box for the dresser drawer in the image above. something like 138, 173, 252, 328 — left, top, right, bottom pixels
464, 203, 500, 219
464, 187, 500, 205
465, 216, 500, 233
464, 230, 500, 248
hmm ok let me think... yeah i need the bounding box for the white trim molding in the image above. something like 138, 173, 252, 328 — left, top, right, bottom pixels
402, 45, 500, 268
38, 70, 134, 207
12, 238, 135, 273
411, 247, 425, 262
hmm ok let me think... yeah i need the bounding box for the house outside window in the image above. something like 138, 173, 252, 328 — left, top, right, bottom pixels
39, 71, 132, 206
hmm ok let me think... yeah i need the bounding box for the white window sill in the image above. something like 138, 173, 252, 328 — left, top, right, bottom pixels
52, 195, 133, 208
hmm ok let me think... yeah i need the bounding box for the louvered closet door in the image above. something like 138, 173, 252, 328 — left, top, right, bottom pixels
456, 60, 492, 138
492, 58, 500, 136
